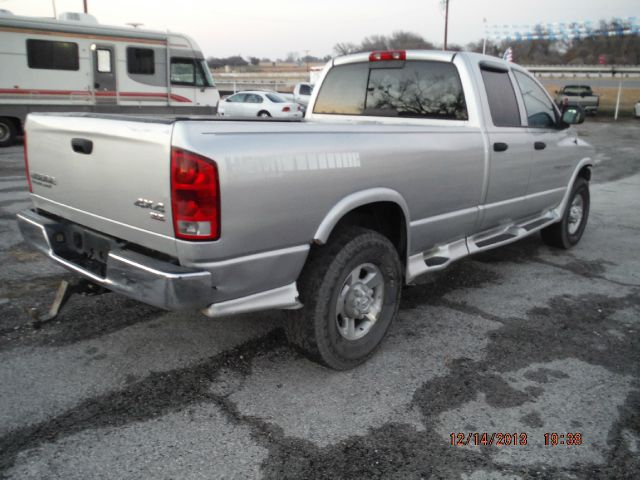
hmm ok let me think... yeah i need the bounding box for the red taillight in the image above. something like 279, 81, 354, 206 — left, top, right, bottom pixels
369, 50, 406, 62
24, 132, 32, 193
170, 147, 220, 241
282, 106, 291, 112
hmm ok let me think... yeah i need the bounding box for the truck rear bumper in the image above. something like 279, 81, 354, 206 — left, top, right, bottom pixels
17, 209, 214, 311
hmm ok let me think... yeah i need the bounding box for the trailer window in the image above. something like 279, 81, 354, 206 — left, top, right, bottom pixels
96, 49, 112, 73
127, 48, 155, 75
26, 39, 79, 71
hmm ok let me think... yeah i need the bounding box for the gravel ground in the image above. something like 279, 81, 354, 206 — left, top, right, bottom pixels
0, 119, 638, 479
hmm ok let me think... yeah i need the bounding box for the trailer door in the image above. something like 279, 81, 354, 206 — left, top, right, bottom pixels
93, 44, 117, 104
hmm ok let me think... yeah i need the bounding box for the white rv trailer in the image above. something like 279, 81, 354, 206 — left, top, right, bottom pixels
0, 10, 220, 146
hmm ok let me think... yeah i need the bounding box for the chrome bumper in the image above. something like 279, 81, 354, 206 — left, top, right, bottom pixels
16, 209, 214, 311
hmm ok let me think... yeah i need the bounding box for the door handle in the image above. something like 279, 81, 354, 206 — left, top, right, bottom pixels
534, 141, 546, 150
493, 142, 508, 152
71, 138, 93, 155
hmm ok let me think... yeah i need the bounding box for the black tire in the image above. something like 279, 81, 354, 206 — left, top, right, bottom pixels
285, 227, 402, 370
258, 111, 271, 118
0, 118, 17, 148
541, 177, 590, 249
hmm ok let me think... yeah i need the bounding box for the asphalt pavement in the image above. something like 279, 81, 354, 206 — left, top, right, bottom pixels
0, 119, 638, 479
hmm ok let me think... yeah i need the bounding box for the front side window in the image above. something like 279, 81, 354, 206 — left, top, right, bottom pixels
514, 71, 558, 128
171, 58, 195, 85
127, 48, 155, 75
314, 61, 467, 120
26, 39, 79, 71
226, 93, 246, 102
171, 58, 213, 87
481, 68, 521, 127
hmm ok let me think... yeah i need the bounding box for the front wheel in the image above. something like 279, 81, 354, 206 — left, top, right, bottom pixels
541, 177, 590, 249
285, 227, 402, 370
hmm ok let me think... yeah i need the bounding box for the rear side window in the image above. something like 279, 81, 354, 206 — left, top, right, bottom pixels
26, 39, 79, 71
314, 61, 467, 120
127, 48, 155, 75
481, 68, 521, 127
313, 63, 368, 115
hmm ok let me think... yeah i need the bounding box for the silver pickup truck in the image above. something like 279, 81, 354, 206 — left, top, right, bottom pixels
554, 85, 600, 115
18, 50, 593, 369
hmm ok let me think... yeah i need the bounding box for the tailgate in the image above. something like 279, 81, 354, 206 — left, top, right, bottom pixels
26, 114, 177, 256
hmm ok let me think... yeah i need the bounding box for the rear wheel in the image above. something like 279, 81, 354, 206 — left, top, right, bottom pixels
0, 118, 17, 148
258, 111, 271, 118
541, 177, 590, 249
285, 227, 402, 370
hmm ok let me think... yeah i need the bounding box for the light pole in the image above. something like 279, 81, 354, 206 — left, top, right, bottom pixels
443, 0, 449, 50
83, 0, 88, 13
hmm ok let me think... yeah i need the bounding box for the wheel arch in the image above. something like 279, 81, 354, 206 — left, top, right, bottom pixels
312, 188, 410, 265
556, 158, 593, 217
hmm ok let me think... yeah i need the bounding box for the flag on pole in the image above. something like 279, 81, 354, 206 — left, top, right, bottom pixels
502, 47, 513, 62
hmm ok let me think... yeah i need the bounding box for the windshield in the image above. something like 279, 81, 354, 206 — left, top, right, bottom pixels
199, 60, 215, 87
266, 93, 286, 103
564, 86, 591, 96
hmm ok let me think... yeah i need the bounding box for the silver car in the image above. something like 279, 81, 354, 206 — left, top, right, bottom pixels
218, 90, 303, 119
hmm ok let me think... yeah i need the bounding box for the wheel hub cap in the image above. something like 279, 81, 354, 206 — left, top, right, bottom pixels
336, 263, 385, 340
568, 195, 584, 235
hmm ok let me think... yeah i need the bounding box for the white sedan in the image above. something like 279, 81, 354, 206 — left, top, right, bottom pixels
218, 91, 304, 119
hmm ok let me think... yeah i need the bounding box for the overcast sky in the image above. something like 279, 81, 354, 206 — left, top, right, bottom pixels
2, 0, 638, 59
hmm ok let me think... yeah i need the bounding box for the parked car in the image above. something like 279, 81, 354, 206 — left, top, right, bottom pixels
634, 100, 640, 118
217, 91, 303, 119
279, 82, 315, 109
554, 85, 600, 115
18, 50, 592, 370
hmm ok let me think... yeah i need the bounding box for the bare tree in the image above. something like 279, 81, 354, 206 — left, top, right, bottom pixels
333, 42, 358, 56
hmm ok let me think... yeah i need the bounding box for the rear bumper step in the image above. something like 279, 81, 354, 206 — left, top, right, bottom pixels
17, 209, 213, 311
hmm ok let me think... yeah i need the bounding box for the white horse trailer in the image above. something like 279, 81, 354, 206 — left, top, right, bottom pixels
0, 11, 220, 146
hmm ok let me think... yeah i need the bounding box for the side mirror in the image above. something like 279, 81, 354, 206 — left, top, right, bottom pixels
562, 105, 585, 125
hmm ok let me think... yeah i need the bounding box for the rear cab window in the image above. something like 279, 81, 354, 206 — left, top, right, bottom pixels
313, 60, 468, 120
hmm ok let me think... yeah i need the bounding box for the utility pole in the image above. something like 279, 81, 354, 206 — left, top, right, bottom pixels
83, 0, 88, 13
482, 17, 487, 54
51, 0, 57, 18
443, 0, 449, 50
